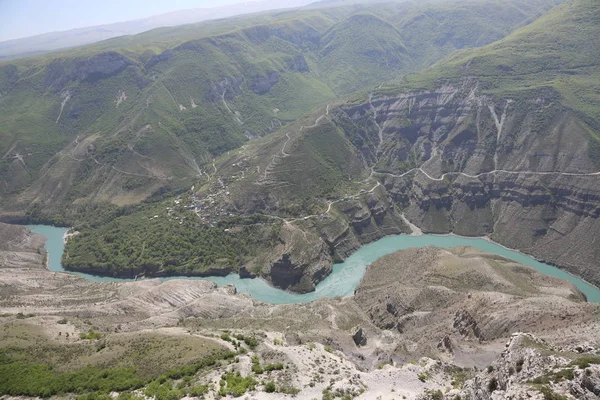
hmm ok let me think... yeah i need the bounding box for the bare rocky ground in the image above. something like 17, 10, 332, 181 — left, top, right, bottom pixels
0, 223, 46, 269
1, 224, 599, 399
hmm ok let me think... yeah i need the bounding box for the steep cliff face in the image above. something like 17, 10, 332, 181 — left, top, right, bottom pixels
44, 51, 135, 91
12, 0, 596, 289
249, 71, 279, 95
207, 76, 244, 102
0, 0, 567, 221
331, 83, 600, 286
341, 84, 597, 176
320, 189, 410, 260
183, 80, 598, 291
262, 223, 334, 293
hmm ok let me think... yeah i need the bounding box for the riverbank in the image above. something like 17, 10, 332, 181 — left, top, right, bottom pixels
429, 231, 600, 300
63, 228, 79, 244
24, 224, 600, 304
4, 225, 600, 400
395, 213, 600, 299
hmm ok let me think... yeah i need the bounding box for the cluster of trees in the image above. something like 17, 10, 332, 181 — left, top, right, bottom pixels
0, 350, 235, 398
0, 354, 143, 398
63, 208, 280, 277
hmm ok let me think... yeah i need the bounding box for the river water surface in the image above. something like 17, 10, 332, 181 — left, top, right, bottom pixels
26, 225, 600, 304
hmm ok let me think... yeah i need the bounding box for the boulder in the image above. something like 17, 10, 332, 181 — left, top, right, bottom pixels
351, 325, 367, 347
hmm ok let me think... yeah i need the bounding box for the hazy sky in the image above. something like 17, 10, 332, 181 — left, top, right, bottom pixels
0, 0, 248, 41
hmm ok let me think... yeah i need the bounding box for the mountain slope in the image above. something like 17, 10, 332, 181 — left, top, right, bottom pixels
319, 12, 410, 93
0, 0, 314, 61
0, 0, 561, 217
57, 0, 600, 291
395, 0, 565, 67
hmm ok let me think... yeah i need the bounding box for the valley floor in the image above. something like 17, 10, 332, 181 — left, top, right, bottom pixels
1, 225, 600, 399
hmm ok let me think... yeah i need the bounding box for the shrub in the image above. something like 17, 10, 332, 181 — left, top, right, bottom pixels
219, 372, 256, 397
279, 385, 300, 395
188, 385, 209, 397
243, 336, 259, 349
144, 382, 184, 400
80, 329, 102, 340
264, 381, 276, 393
487, 377, 498, 393
264, 363, 284, 372
220, 333, 232, 342
424, 390, 443, 400
251, 353, 283, 375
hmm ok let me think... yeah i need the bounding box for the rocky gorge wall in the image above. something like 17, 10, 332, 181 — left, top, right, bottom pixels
326, 83, 600, 288
199, 82, 599, 293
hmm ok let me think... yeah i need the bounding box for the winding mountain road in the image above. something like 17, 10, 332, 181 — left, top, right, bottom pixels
265, 98, 600, 229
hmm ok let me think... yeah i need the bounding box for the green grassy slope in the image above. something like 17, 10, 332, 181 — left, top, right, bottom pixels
61, 0, 600, 280
394, 0, 564, 68
398, 0, 600, 163
0, 322, 234, 398
0, 0, 562, 217
319, 12, 410, 93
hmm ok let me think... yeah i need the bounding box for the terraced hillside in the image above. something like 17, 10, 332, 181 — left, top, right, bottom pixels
59, 0, 600, 292
0, 0, 562, 218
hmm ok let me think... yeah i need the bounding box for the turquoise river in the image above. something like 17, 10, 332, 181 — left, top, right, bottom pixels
26, 225, 600, 304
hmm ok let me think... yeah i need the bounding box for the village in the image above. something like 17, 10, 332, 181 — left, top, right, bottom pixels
148, 157, 254, 230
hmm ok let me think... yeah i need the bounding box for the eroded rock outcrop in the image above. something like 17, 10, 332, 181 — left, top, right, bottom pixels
207, 76, 244, 102
454, 310, 485, 342
351, 325, 367, 347
287, 55, 310, 72
267, 236, 332, 293
44, 51, 134, 90
0, 223, 46, 269
447, 333, 600, 400
353, 246, 591, 357
145, 49, 175, 69
249, 71, 279, 95
335, 82, 600, 288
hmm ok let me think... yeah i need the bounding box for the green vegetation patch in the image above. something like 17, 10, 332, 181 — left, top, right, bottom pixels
529, 368, 574, 385
569, 355, 600, 369
0, 323, 234, 397
80, 329, 102, 340
0, 348, 234, 398
251, 355, 284, 374
63, 199, 281, 277
219, 372, 257, 397
0, 353, 144, 398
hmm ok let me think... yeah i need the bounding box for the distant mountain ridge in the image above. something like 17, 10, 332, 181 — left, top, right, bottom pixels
0, 0, 313, 61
